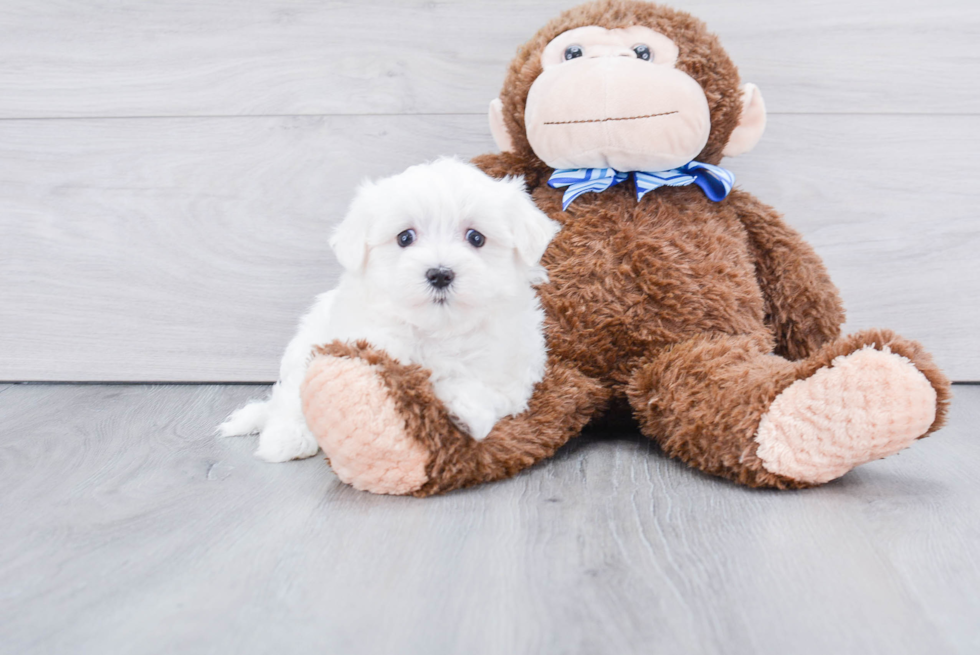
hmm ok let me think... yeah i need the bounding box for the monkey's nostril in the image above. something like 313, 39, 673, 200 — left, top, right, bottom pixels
425, 267, 455, 289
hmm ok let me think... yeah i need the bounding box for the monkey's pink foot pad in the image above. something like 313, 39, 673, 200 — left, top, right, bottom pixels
301, 355, 429, 495
754, 347, 937, 484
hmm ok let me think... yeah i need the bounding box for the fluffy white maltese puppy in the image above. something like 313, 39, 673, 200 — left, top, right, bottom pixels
219, 158, 560, 462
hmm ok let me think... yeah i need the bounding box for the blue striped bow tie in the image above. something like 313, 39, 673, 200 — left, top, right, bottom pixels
547, 161, 735, 211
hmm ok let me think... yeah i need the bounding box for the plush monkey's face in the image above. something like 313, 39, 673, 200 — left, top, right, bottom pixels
488, 10, 767, 173
525, 26, 708, 172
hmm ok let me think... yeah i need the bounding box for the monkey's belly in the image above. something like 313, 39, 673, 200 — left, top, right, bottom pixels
540, 200, 768, 384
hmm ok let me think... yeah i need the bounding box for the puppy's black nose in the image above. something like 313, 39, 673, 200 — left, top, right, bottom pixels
426, 267, 455, 289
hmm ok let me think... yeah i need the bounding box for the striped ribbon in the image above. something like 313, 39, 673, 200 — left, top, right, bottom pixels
548, 161, 735, 211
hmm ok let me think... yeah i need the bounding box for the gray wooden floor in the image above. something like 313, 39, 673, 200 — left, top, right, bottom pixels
1, 382, 978, 655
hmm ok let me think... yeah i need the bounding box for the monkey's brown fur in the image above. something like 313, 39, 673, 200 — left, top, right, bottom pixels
310, 0, 951, 496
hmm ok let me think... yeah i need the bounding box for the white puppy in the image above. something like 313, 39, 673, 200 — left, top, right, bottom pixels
218, 158, 560, 462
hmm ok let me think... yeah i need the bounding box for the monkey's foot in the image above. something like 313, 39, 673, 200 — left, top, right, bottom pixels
301, 353, 430, 495
753, 346, 938, 484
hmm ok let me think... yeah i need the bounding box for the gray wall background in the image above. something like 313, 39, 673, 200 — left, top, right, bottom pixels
1, 0, 977, 382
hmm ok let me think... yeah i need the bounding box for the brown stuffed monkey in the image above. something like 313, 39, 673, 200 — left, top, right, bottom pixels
300, 0, 950, 496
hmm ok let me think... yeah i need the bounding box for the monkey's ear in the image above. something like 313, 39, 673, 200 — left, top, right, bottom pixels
723, 83, 767, 158
489, 98, 515, 153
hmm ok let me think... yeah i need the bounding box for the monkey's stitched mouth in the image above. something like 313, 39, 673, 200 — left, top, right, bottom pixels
544, 110, 678, 125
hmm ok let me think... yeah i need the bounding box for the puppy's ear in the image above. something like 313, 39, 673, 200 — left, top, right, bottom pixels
504, 177, 560, 267
330, 185, 373, 273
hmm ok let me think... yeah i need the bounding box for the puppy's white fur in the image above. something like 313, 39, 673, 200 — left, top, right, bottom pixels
218, 158, 560, 462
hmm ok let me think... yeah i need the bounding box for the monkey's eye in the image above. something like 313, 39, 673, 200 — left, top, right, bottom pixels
564, 45, 584, 60
465, 229, 486, 248
633, 44, 652, 61
397, 229, 416, 247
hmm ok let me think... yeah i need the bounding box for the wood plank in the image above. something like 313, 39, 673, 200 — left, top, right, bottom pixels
0, 383, 978, 654
0, 0, 976, 118
0, 113, 977, 381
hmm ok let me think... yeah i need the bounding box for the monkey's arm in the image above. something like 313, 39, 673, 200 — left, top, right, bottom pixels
729, 190, 845, 360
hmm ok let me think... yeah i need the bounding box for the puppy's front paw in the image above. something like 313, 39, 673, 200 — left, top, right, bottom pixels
445, 398, 498, 441
459, 413, 497, 441
254, 421, 320, 462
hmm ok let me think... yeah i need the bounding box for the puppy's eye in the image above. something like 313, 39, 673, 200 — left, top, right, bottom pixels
564, 45, 584, 60
397, 229, 416, 247
465, 229, 486, 248
633, 44, 652, 61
